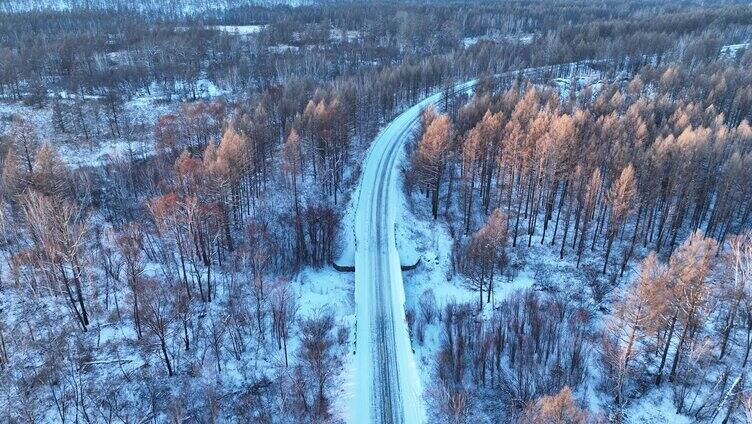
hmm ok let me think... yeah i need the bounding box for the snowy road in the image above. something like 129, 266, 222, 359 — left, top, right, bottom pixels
353, 80, 475, 424
348, 60, 607, 424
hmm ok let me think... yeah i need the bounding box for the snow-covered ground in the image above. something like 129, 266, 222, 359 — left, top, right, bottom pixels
623, 390, 693, 424
268, 44, 300, 53
0, 100, 159, 168
208, 25, 266, 35
330, 29, 361, 43
0, 76, 230, 168
721, 42, 750, 57
399, 215, 543, 418
550, 71, 605, 100
462, 34, 535, 48
293, 267, 356, 421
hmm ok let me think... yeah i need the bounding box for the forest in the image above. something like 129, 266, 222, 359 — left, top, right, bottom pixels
1, 0, 752, 423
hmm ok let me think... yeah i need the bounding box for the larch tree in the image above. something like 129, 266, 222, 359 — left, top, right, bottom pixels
603, 163, 637, 273
245, 219, 272, 338
7, 113, 39, 174
1, 147, 23, 199
140, 277, 178, 377
465, 208, 508, 310
215, 125, 251, 227
719, 231, 752, 360
22, 191, 91, 331
461, 110, 502, 233
412, 112, 453, 219
661, 231, 716, 384
116, 223, 146, 340
605, 252, 667, 406
719, 231, 752, 423
29, 142, 68, 197
577, 169, 602, 268
297, 310, 339, 420
283, 128, 306, 264
148, 192, 192, 301
271, 277, 298, 367
520, 386, 590, 424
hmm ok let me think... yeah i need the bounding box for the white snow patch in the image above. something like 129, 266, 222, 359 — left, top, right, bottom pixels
463, 33, 535, 48
550, 68, 605, 100
208, 25, 266, 35
268, 44, 299, 53
330, 28, 361, 43
624, 390, 692, 424
721, 42, 750, 57
293, 266, 357, 423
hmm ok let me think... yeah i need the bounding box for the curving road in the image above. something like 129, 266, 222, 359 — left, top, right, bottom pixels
351, 61, 609, 423
353, 80, 476, 424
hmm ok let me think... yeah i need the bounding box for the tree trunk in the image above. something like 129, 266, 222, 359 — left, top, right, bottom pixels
656, 313, 677, 385
161, 337, 173, 377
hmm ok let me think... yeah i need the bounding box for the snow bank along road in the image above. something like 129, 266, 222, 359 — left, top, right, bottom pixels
353, 80, 476, 424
